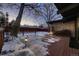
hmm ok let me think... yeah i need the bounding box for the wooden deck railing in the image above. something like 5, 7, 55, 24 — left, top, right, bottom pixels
47, 37, 79, 56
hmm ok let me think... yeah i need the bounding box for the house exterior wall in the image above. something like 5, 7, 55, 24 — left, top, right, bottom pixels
52, 21, 75, 35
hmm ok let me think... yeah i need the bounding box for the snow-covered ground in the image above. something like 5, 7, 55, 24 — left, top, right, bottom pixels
1, 32, 48, 56
1, 32, 60, 56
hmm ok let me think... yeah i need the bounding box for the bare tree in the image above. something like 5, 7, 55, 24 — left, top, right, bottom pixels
0, 3, 61, 37
10, 3, 40, 37
32, 3, 61, 34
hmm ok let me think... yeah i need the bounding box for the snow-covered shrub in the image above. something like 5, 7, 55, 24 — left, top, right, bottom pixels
13, 48, 35, 56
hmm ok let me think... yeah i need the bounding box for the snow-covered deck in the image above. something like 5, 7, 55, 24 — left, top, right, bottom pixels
1, 32, 79, 56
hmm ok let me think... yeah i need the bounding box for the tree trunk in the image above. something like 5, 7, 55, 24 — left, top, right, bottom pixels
11, 3, 25, 36
47, 24, 53, 35
15, 3, 25, 33
15, 3, 25, 26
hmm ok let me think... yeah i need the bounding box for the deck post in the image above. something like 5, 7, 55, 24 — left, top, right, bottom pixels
0, 27, 4, 54
75, 16, 79, 40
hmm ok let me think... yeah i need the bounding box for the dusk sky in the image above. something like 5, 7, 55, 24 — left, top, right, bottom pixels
0, 3, 63, 26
